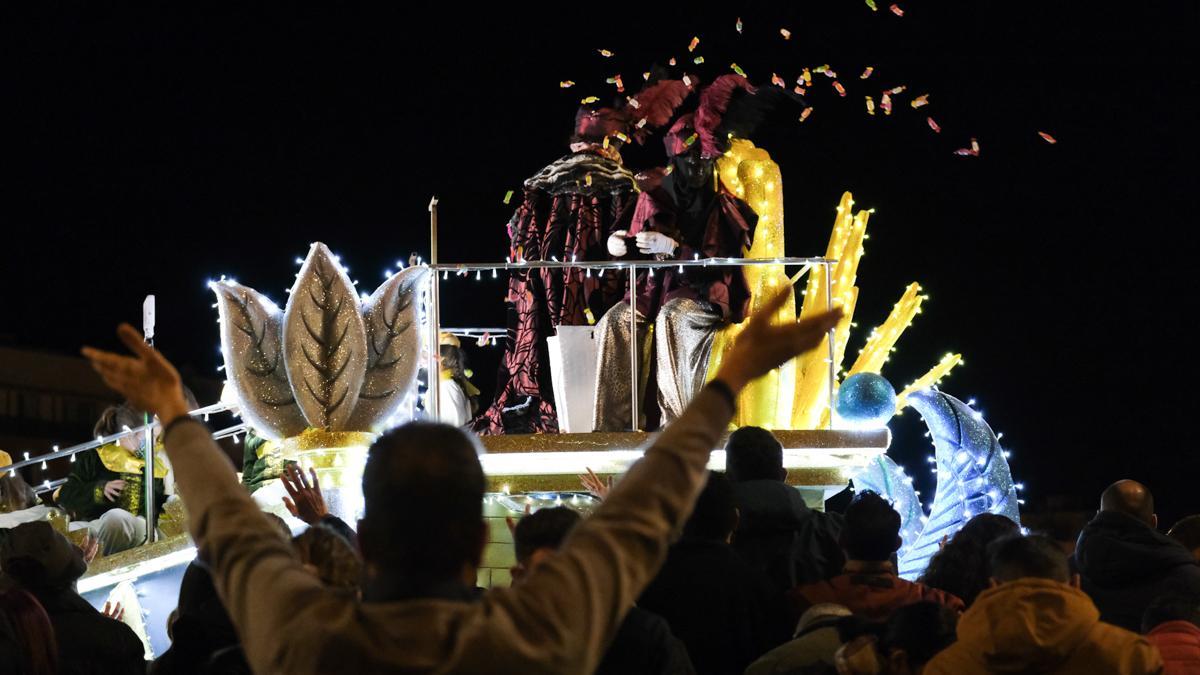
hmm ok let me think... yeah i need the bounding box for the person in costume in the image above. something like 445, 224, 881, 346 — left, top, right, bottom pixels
57, 402, 175, 555
476, 76, 693, 434
438, 332, 480, 428
593, 76, 779, 431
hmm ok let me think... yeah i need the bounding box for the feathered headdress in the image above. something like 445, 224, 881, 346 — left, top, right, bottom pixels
573, 76, 694, 145
666, 74, 805, 158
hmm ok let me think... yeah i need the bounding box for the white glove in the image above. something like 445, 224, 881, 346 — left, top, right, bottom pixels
607, 230, 629, 257
636, 231, 678, 256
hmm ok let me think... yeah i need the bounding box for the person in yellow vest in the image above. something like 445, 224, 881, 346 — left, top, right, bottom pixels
438, 333, 479, 428
57, 404, 170, 555
0, 451, 63, 532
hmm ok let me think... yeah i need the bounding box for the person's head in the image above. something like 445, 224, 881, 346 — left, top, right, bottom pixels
664, 113, 714, 189
682, 472, 739, 543
1141, 594, 1200, 633
1168, 515, 1200, 562
0, 521, 86, 590
510, 506, 582, 585
988, 534, 1074, 586
841, 491, 902, 562
724, 427, 785, 482
95, 387, 197, 452
0, 586, 58, 675
359, 422, 486, 590
0, 473, 38, 514
439, 344, 466, 380
1100, 479, 1157, 529
292, 525, 362, 591
879, 602, 959, 675
919, 513, 1019, 606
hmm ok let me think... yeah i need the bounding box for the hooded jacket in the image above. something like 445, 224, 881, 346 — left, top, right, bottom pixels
924, 578, 1163, 675
1146, 620, 1200, 675
1075, 511, 1200, 631
731, 480, 845, 593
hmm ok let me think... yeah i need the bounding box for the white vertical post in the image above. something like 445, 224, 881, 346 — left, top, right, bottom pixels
142, 295, 157, 544
428, 197, 441, 420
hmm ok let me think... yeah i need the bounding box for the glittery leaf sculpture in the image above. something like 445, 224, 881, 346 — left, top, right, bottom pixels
348, 265, 430, 431
212, 282, 308, 439
897, 388, 1021, 579
283, 244, 369, 431
214, 242, 427, 438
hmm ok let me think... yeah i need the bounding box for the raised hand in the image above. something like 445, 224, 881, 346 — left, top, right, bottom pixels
80, 534, 101, 565
281, 462, 328, 525
102, 479, 126, 502
714, 289, 844, 394
82, 324, 190, 425
102, 601, 125, 622
578, 468, 613, 501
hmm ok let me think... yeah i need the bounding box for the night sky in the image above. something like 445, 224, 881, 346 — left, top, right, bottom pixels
7, 5, 1197, 522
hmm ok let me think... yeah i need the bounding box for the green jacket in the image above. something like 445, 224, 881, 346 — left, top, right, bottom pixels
241, 432, 285, 494
57, 448, 165, 521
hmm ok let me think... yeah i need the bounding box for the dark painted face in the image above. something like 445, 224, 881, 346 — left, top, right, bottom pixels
674, 144, 713, 190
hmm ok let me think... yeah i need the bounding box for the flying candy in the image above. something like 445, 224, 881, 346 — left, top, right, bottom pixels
794, 85, 806, 95
627, 97, 640, 108
861, 66, 874, 79
642, 71, 651, 81
736, 17, 743, 33
731, 63, 747, 78
669, 57, 677, 66
581, 96, 600, 104
503, 190, 514, 204
953, 138, 981, 156
911, 94, 930, 108
613, 131, 629, 143
780, 28, 792, 40
560, 80, 575, 88
865, 96, 876, 115
927, 117, 941, 133
801, 68, 812, 84
1038, 131, 1058, 144
684, 133, 699, 147
477, 332, 491, 347
832, 80, 846, 97
688, 36, 700, 52
598, 49, 614, 57
886, 85, 906, 95
772, 72, 786, 87
635, 118, 648, 128
694, 56, 705, 64
800, 107, 813, 122
890, 3, 904, 16
866, 0, 878, 11
880, 92, 892, 115
613, 75, 625, 92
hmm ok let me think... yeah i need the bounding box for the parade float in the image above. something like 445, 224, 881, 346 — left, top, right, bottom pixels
0, 81, 1024, 659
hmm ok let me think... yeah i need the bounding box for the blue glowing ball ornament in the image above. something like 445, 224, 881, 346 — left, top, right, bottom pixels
836, 373, 897, 428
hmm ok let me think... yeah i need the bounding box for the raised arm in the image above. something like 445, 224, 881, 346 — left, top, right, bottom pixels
485, 290, 842, 673
83, 326, 332, 672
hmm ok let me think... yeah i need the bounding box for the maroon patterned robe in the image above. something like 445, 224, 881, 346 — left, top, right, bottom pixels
475, 149, 637, 434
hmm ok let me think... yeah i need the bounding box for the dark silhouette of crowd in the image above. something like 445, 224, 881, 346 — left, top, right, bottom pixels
2, 295, 1199, 674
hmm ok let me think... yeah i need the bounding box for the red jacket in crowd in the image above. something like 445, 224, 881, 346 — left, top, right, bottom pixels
1148, 620, 1200, 675
787, 560, 964, 622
